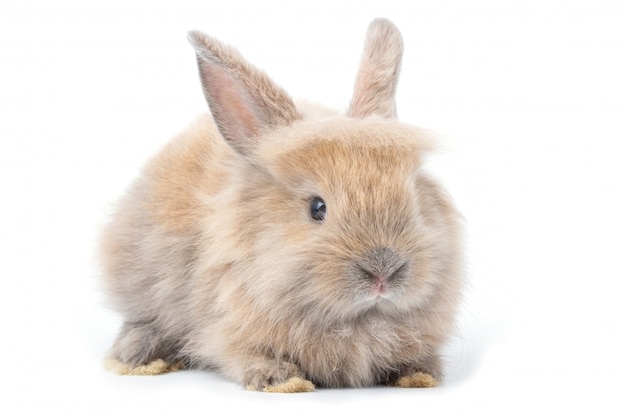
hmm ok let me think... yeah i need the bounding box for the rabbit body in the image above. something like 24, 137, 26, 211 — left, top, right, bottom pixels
101, 19, 463, 391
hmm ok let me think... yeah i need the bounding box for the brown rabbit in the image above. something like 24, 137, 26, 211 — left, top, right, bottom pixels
101, 18, 463, 392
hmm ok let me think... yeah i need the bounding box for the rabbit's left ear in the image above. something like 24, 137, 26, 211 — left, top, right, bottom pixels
348, 18, 403, 119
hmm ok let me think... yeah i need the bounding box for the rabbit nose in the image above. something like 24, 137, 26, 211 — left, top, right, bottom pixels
358, 247, 407, 282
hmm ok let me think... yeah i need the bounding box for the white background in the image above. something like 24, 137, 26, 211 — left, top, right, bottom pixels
1, 0, 625, 415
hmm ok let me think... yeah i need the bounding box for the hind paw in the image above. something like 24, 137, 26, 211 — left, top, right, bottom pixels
104, 358, 184, 376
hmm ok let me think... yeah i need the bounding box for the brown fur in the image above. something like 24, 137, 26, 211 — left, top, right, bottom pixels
100, 18, 463, 392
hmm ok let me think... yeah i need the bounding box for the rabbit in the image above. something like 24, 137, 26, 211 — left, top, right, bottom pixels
100, 18, 463, 393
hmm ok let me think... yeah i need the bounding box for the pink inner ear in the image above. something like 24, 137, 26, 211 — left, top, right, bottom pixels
200, 61, 262, 143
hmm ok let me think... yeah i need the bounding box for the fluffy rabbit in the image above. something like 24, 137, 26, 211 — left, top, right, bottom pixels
101, 18, 463, 392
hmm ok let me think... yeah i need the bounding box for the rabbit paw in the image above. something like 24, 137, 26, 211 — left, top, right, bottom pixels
104, 358, 185, 376
244, 359, 314, 393
393, 371, 438, 388
261, 376, 315, 393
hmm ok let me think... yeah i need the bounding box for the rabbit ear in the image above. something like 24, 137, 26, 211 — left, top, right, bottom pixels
188, 31, 301, 154
348, 19, 404, 119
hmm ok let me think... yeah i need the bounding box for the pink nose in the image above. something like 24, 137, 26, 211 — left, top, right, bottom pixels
373, 276, 387, 293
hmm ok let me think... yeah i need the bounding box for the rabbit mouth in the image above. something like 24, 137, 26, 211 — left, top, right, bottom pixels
355, 248, 409, 302
366, 276, 393, 300
359, 273, 410, 304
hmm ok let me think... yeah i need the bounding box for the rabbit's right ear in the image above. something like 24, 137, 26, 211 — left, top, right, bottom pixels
188, 31, 301, 155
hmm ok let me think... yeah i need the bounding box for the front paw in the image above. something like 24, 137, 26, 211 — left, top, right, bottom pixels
393, 371, 438, 388
262, 376, 315, 393
243, 359, 314, 393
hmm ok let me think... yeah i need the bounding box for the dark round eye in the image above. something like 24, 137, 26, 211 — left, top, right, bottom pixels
309, 197, 326, 222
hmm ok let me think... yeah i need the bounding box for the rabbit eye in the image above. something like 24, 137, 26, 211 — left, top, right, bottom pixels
309, 197, 326, 222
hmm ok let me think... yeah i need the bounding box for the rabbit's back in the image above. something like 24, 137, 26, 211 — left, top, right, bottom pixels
100, 115, 230, 334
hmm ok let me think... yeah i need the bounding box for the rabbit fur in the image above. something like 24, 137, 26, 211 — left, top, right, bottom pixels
100, 18, 463, 392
